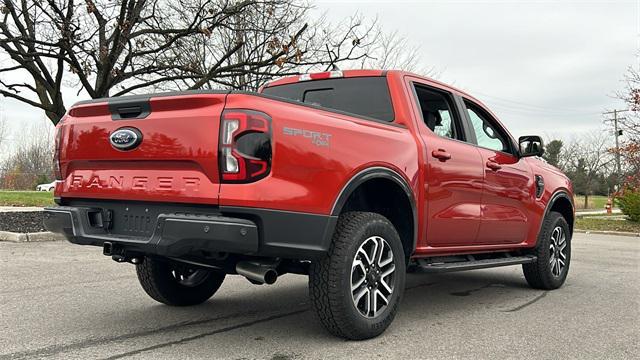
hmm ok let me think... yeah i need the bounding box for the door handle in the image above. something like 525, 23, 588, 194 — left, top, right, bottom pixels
431, 149, 451, 161
486, 160, 502, 171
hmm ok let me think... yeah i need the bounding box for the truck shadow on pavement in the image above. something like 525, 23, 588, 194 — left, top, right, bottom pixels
2, 270, 548, 360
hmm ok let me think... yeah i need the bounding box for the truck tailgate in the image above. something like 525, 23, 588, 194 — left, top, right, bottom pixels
56, 92, 227, 204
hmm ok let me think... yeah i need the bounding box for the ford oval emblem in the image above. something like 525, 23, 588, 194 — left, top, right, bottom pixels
109, 127, 142, 150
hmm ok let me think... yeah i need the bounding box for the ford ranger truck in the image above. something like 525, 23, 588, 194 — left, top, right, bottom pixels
44, 70, 574, 340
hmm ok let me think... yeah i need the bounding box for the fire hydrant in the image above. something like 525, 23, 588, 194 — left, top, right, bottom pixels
605, 197, 612, 215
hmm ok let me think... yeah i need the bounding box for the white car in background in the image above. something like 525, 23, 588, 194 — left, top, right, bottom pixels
36, 181, 56, 192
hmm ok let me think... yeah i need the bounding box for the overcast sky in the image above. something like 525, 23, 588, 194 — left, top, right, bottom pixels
0, 0, 637, 155
317, 0, 637, 140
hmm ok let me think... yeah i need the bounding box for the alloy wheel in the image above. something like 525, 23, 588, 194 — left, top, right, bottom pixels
350, 236, 396, 318
549, 226, 567, 277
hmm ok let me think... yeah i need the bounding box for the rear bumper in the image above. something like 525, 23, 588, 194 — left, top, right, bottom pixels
43, 201, 336, 260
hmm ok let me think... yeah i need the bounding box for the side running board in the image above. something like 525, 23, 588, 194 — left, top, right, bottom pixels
415, 254, 537, 273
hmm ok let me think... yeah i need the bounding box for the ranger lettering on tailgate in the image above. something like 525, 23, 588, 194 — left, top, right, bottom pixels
68, 175, 201, 192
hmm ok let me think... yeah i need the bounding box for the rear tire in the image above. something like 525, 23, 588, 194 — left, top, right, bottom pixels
136, 257, 225, 306
523, 211, 571, 290
309, 212, 406, 340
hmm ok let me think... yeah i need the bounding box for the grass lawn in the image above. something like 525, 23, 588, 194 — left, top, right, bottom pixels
0, 191, 55, 207
575, 217, 640, 233
574, 195, 611, 210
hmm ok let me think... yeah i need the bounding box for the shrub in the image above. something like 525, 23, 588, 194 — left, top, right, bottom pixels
618, 188, 640, 222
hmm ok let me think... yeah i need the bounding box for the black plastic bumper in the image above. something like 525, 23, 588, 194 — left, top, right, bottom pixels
43, 201, 336, 260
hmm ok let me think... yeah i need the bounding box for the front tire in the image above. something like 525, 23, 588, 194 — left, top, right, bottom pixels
309, 212, 406, 340
136, 257, 225, 306
523, 211, 571, 290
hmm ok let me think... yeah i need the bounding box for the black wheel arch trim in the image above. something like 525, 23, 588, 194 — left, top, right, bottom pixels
536, 190, 574, 245
545, 190, 574, 220
330, 166, 418, 254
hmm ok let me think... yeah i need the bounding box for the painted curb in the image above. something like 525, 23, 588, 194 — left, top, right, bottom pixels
0, 231, 66, 243
575, 210, 622, 217
0, 206, 45, 213
574, 229, 640, 237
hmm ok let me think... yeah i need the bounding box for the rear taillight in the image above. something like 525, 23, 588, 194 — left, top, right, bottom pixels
53, 125, 63, 180
219, 110, 272, 183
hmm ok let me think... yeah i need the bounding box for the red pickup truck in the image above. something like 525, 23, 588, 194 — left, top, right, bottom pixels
44, 70, 574, 340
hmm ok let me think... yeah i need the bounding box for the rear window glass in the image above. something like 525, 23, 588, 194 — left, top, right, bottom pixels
262, 77, 394, 122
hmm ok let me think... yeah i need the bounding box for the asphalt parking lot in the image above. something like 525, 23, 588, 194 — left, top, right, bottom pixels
1, 233, 638, 360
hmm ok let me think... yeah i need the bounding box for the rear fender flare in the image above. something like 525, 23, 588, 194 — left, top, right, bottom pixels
330, 167, 418, 254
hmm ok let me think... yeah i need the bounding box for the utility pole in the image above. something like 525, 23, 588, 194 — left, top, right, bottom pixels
603, 109, 628, 187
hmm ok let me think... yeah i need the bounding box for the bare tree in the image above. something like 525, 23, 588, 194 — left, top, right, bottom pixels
0, 0, 385, 123
616, 65, 640, 139
185, 8, 382, 91
0, 117, 53, 189
356, 27, 432, 75
564, 131, 615, 208
0, 115, 7, 149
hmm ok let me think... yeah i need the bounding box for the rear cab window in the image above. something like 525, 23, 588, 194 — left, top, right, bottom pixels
261, 77, 394, 122
412, 84, 464, 141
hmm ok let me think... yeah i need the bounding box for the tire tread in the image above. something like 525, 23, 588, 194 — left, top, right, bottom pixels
523, 211, 570, 290
309, 211, 404, 340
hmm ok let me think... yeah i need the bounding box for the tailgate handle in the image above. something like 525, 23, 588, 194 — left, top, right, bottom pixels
116, 106, 143, 119
109, 98, 151, 120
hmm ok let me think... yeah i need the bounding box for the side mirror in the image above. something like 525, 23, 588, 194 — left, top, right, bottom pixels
518, 135, 544, 157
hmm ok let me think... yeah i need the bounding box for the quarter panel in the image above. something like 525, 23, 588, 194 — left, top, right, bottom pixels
218, 94, 420, 215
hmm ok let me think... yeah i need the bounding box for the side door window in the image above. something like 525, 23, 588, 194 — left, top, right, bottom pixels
413, 84, 464, 141
464, 101, 511, 153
